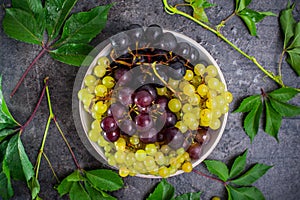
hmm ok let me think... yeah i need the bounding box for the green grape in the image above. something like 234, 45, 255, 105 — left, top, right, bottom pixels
191, 75, 202, 87
200, 109, 212, 126
206, 97, 217, 109
104, 145, 112, 152
176, 155, 185, 164
144, 156, 155, 167
182, 104, 193, 113
156, 87, 167, 96
170, 157, 181, 169
154, 152, 166, 166
210, 118, 221, 130
183, 112, 197, 126
88, 129, 100, 142
145, 144, 157, 155
91, 120, 101, 132
176, 147, 185, 155
125, 152, 136, 166
114, 138, 126, 151
97, 56, 110, 66
87, 85, 96, 94
94, 101, 108, 114
204, 75, 213, 84
91, 111, 102, 120
158, 166, 170, 178
107, 156, 117, 166
168, 150, 176, 158
207, 90, 217, 98
102, 76, 115, 89
182, 152, 191, 161
135, 150, 147, 161
194, 63, 205, 76
98, 135, 109, 147
129, 135, 139, 145
84, 75, 97, 87
78, 88, 88, 100
94, 65, 107, 78
221, 105, 229, 114
182, 161, 193, 172
197, 84, 209, 97
184, 69, 194, 81
217, 82, 225, 94
179, 80, 189, 91
160, 145, 171, 154
114, 151, 126, 164
206, 65, 218, 77
147, 165, 159, 174
119, 166, 129, 177
188, 94, 200, 105
183, 84, 195, 97
192, 107, 201, 119
168, 98, 182, 113
224, 91, 233, 103
188, 120, 199, 130
133, 161, 145, 173
168, 78, 180, 88
216, 95, 226, 107
207, 77, 220, 90
212, 108, 222, 119
95, 84, 107, 97
175, 121, 188, 133
82, 93, 94, 106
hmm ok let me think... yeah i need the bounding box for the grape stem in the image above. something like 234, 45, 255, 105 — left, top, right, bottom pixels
192, 168, 226, 185
162, 0, 285, 88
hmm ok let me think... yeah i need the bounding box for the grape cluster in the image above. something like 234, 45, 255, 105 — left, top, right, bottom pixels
77, 25, 233, 177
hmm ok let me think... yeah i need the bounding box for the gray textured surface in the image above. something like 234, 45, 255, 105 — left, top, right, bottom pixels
0, 0, 300, 200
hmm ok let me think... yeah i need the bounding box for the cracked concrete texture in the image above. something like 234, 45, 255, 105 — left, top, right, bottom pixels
0, 0, 300, 199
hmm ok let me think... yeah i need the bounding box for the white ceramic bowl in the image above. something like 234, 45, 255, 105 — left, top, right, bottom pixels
72, 28, 228, 178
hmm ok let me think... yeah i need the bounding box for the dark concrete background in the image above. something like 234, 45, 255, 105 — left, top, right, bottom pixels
0, 0, 300, 199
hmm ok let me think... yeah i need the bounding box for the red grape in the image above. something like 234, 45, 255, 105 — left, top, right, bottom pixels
100, 116, 118, 133
133, 90, 153, 107
187, 143, 202, 159
103, 129, 120, 142
135, 113, 153, 132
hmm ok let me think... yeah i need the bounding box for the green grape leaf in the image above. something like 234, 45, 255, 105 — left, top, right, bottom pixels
66, 169, 85, 182
54, 5, 112, 46
49, 43, 94, 66
237, 8, 276, 36
286, 48, 300, 76
226, 185, 265, 200
4, 134, 35, 182
269, 98, 300, 117
235, 0, 251, 13
56, 177, 74, 197
174, 191, 202, 200
229, 150, 248, 179
288, 22, 300, 49
189, 0, 215, 23
231, 163, 272, 186
204, 160, 229, 182
85, 182, 116, 200
0, 153, 14, 200
2, 8, 44, 45
45, 0, 78, 40
69, 182, 91, 200
234, 95, 261, 113
0, 129, 17, 143
27, 176, 40, 200
268, 87, 299, 102
264, 100, 282, 141
279, 2, 296, 49
146, 179, 175, 200
85, 169, 123, 192
243, 102, 263, 142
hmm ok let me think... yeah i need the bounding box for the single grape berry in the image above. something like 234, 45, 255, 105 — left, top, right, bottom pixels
101, 116, 118, 133
103, 129, 120, 142
187, 143, 202, 159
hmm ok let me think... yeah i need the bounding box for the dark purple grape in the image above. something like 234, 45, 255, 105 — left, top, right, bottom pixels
101, 116, 118, 133
103, 129, 120, 142
117, 87, 134, 106
187, 143, 202, 160
118, 119, 137, 136
133, 90, 154, 107
155, 32, 177, 51
189, 46, 199, 64
137, 105, 151, 113
139, 128, 158, 143
162, 127, 184, 149
107, 103, 127, 119
135, 113, 153, 132
194, 129, 210, 145
154, 96, 169, 112
165, 111, 177, 127
144, 24, 163, 43
114, 67, 129, 81
175, 42, 191, 58
137, 84, 157, 99
169, 59, 186, 80
127, 24, 144, 42
110, 32, 130, 51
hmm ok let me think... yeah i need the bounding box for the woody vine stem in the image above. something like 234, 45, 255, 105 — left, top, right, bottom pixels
162, 0, 299, 91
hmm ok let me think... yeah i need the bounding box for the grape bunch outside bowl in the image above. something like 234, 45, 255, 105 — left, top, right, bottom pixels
72, 25, 232, 178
